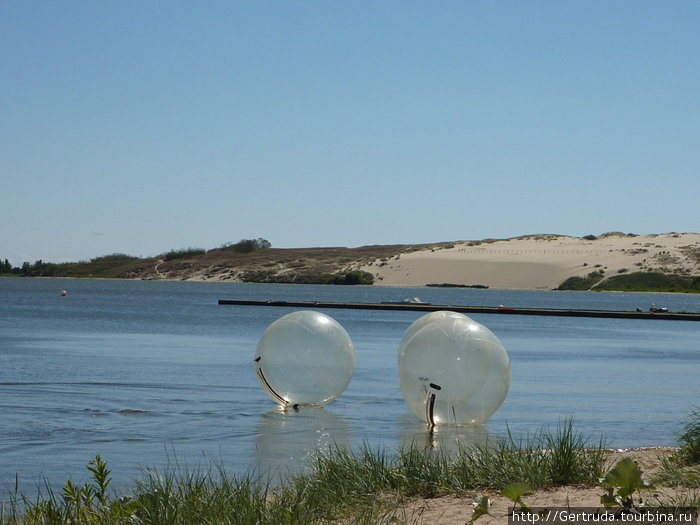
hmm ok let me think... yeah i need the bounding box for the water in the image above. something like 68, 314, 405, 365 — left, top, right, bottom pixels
1, 277, 698, 495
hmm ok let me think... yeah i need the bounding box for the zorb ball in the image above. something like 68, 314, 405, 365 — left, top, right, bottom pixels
398, 311, 471, 359
255, 311, 354, 407
398, 314, 510, 426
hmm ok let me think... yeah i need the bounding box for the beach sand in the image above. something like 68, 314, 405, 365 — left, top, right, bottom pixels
396, 448, 696, 524
361, 233, 700, 289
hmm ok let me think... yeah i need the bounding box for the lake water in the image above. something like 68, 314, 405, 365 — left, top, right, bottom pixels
1, 277, 698, 495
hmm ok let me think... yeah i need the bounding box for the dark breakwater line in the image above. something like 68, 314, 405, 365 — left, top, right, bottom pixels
218, 299, 700, 321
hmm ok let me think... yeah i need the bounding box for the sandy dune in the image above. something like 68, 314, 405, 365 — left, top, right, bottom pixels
361, 233, 700, 289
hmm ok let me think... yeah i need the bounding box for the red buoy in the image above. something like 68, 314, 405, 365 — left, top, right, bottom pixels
60, 290, 67, 296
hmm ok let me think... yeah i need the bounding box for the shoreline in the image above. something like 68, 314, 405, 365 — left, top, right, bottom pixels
6, 446, 696, 524
3, 232, 699, 292
4, 273, 699, 296
3, 272, 700, 296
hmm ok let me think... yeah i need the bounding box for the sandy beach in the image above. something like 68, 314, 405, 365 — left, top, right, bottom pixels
398, 448, 696, 524
361, 233, 700, 290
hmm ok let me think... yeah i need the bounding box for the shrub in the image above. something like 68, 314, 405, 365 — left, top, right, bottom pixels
163, 248, 205, 261
333, 270, 374, 285
557, 270, 605, 291
593, 272, 700, 293
221, 238, 271, 253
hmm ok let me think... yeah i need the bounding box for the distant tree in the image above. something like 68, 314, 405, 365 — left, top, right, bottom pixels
2, 259, 59, 277
33, 259, 57, 276
223, 238, 272, 253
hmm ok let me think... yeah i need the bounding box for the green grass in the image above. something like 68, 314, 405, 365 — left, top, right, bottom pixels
2, 420, 608, 524
654, 459, 700, 488
593, 272, 700, 293
450, 420, 606, 490
678, 407, 700, 465
9, 414, 699, 522
654, 407, 700, 488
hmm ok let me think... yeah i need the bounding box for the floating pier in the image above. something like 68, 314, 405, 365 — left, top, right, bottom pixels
218, 299, 700, 321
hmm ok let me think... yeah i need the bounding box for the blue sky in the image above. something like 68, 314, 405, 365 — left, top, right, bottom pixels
2, 1, 698, 265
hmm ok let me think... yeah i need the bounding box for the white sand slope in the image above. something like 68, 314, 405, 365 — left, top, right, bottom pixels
361, 233, 700, 290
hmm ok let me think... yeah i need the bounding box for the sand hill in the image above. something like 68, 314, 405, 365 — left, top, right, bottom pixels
360, 233, 700, 290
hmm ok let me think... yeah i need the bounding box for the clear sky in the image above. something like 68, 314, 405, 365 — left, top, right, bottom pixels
2, 1, 698, 266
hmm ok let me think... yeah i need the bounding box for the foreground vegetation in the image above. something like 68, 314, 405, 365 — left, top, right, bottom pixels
655, 408, 700, 488
2, 417, 698, 524
2, 420, 607, 524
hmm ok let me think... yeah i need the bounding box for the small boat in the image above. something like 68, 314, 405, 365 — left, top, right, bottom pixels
649, 302, 669, 313
404, 297, 429, 304
381, 297, 431, 305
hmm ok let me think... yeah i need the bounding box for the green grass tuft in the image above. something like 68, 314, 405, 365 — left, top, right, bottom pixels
451, 419, 606, 490
654, 408, 700, 488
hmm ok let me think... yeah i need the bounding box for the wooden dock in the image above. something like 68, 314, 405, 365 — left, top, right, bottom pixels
218, 299, 700, 321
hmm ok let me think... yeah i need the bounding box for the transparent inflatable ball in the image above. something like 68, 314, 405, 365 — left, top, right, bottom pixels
398, 314, 510, 426
398, 310, 471, 359
255, 310, 355, 407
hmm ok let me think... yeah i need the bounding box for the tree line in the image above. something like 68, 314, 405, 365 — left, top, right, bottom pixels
0, 239, 273, 278
0, 258, 60, 276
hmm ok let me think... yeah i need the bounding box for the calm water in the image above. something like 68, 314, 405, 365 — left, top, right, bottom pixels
1, 277, 698, 495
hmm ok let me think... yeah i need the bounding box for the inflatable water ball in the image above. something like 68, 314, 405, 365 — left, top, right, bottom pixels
255, 311, 355, 407
397, 311, 471, 359
398, 315, 510, 426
